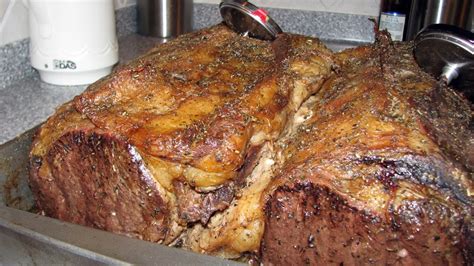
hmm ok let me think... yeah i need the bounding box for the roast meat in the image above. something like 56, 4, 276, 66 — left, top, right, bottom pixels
28, 24, 472, 264
261, 33, 473, 265
29, 24, 335, 248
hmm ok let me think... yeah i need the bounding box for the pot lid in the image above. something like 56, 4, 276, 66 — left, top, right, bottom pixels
414, 24, 474, 100
219, 0, 282, 41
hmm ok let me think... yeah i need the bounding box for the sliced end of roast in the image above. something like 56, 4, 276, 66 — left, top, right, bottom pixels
262, 181, 468, 265
29, 130, 172, 243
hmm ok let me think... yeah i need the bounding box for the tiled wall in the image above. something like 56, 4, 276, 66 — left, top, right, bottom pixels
0, 0, 137, 46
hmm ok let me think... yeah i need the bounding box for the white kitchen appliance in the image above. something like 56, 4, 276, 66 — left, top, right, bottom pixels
28, 0, 118, 86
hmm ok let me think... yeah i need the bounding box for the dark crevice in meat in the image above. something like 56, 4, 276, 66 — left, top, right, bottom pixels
174, 180, 234, 225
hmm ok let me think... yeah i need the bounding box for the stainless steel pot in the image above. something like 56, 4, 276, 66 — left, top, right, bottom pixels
406, 0, 472, 40
137, 0, 193, 38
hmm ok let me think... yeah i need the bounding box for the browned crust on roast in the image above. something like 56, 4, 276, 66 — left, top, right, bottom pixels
413, 84, 474, 172
262, 182, 466, 265
72, 24, 282, 175
30, 130, 170, 242
71, 24, 334, 181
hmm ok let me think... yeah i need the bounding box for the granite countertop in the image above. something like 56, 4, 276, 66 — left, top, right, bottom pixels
0, 33, 361, 145
0, 34, 165, 145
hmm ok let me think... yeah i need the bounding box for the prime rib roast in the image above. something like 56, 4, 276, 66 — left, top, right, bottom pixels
29, 23, 473, 264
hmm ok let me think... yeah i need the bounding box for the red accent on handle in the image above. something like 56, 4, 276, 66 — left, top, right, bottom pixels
251, 8, 269, 23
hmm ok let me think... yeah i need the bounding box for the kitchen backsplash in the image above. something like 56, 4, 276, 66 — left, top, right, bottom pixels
1, 0, 379, 46
1, 0, 472, 47
194, 0, 380, 16
196, 0, 474, 31
0, 0, 137, 46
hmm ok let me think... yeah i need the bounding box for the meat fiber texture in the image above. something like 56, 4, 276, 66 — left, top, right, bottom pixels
29, 24, 335, 253
29, 23, 473, 264
261, 34, 473, 264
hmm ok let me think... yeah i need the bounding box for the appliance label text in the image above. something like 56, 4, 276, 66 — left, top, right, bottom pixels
53, 59, 77, 70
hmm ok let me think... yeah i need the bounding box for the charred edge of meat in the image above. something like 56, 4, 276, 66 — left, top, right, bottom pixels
412, 82, 474, 172
272, 34, 291, 65
30, 130, 171, 242
356, 154, 471, 205
262, 182, 468, 265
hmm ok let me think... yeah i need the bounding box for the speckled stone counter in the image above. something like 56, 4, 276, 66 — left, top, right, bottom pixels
0, 4, 375, 145
0, 34, 165, 144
